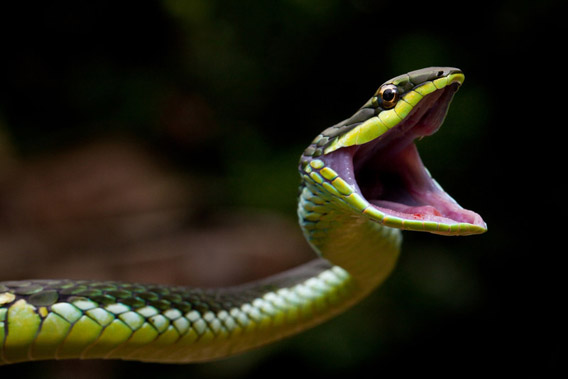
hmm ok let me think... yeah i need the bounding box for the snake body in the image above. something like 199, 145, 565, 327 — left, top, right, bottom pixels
0, 67, 486, 365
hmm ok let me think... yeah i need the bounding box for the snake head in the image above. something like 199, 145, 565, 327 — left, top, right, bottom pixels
299, 67, 487, 236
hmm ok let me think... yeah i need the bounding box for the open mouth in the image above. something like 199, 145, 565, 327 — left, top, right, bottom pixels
320, 82, 486, 234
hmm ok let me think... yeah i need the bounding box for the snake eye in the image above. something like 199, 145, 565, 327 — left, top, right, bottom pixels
377, 84, 399, 109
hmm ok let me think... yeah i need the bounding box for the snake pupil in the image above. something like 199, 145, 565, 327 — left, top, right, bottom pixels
383, 89, 395, 101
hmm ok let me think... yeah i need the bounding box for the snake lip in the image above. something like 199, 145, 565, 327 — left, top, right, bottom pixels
324, 83, 486, 231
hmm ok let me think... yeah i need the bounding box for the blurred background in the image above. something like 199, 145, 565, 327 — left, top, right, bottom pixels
0, 0, 563, 377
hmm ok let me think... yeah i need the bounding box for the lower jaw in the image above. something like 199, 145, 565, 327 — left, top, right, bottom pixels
356, 142, 485, 227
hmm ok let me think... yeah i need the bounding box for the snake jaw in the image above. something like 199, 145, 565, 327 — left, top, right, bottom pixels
356, 141, 486, 232
315, 73, 487, 236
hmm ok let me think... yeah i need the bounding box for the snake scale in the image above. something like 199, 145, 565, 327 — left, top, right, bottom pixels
0, 67, 486, 365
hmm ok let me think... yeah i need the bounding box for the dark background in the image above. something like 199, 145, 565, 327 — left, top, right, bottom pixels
0, 1, 563, 377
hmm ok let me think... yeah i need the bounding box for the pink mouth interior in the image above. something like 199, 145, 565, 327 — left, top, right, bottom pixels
321, 84, 486, 228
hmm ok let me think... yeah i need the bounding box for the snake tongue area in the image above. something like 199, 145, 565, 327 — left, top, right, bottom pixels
325, 82, 486, 233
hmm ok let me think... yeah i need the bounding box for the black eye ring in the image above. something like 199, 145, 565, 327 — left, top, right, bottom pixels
377, 84, 399, 109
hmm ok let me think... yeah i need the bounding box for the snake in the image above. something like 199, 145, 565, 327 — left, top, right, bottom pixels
0, 67, 486, 365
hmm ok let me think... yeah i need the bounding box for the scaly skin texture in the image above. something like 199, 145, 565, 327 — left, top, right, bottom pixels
0, 67, 486, 365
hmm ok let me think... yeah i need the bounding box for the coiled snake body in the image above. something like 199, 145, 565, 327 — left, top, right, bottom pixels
0, 67, 486, 364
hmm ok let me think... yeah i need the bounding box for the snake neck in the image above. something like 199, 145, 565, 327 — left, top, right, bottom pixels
298, 181, 402, 300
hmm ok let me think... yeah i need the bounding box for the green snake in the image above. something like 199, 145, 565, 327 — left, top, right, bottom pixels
0, 67, 486, 365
